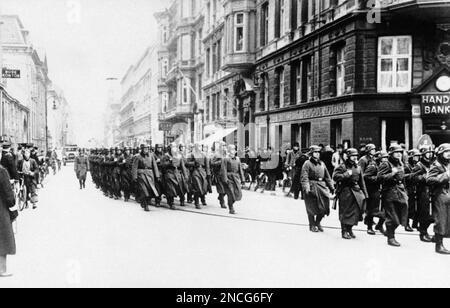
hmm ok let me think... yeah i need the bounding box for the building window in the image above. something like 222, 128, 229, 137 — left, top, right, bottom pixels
278, 67, 285, 108
206, 48, 211, 77
336, 45, 346, 96
224, 89, 229, 118
290, 61, 301, 105
261, 3, 269, 47
217, 39, 222, 70
378, 36, 412, 93
181, 34, 191, 61
212, 43, 217, 74
183, 81, 189, 104
206, 96, 210, 122
280, 0, 286, 35
235, 13, 245, 52
301, 56, 312, 102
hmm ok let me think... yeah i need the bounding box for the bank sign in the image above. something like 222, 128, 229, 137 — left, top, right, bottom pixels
422, 95, 450, 116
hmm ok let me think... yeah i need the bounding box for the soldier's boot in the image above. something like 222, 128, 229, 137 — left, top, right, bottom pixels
387, 227, 401, 247
316, 216, 324, 233
228, 202, 236, 215
342, 225, 352, 240
201, 196, 207, 206
194, 196, 201, 210
219, 195, 227, 209
435, 235, 450, 255
420, 233, 433, 243
309, 215, 319, 233
349, 226, 356, 239
412, 219, 419, 230
79, 180, 83, 190
367, 219, 376, 235
155, 197, 161, 207
375, 220, 387, 236
405, 220, 414, 232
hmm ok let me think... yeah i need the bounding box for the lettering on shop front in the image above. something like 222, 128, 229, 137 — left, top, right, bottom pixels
422, 95, 450, 116
256, 102, 351, 124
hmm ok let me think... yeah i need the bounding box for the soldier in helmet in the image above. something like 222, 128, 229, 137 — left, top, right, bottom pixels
211, 141, 228, 209
333, 148, 368, 239
131, 144, 161, 212
358, 144, 377, 175
412, 146, 435, 242
377, 145, 409, 247
426, 143, 450, 255
221, 144, 245, 215
153, 144, 165, 207
161, 143, 189, 209
301, 145, 335, 233
74, 148, 89, 190
185, 143, 210, 209
120, 147, 134, 202
404, 149, 422, 233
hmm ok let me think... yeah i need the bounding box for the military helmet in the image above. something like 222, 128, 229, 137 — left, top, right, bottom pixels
389, 144, 404, 155
346, 148, 359, 157
408, 149, 421, 157
365, 144, 376, 152
419, 145, 434, 155
140, 144, 150, 149
436, 143, 450, 156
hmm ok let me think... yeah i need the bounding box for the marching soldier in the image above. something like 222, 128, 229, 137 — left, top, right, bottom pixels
426, 144, 450, 255
180, 144, 193, 204
412, 146, 435, 242
211, 142, 228, 209
74, 149, 89, 190
131, 144, 160, 212
120, 147, 134, 202
161, 143, 189, 209
285, 142, 302, 199
377, 145, 409, 247
333, 148, 368, 240
221, 144, 245, 215
154, 144, 165, 207
404, 149, 421, 232
186, 144, 210, 209
301, 145, 335, 233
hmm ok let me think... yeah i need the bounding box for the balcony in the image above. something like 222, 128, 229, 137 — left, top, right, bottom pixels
158, 104, 194, 122
223, 53, 256, 73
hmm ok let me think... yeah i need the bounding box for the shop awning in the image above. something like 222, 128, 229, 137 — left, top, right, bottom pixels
199, 127, 237, 147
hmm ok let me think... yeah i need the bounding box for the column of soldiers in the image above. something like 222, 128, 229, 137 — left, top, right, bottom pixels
88, 142, 244, 215
301, 142, 450, 255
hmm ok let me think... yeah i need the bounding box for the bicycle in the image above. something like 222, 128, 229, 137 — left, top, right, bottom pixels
14, 173, 28, 212
241, 163, 253, 190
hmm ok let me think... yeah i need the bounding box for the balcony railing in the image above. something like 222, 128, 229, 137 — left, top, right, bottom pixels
158, 104, 194, 121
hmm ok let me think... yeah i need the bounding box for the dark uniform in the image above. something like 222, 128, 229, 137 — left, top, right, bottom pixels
404, 150, 420, 232
154, 145, 165, 207
74, 150, 89, 189
301, 146, 335, 233
412, 149, 435, 242
211, 146, 227, 209
186, 147, 210, 209
333, 149, 368, 240
131, 146, 160, 211
426, 143, 450, 255
285, 145, 302, 199
119, 148, 134, 202
0, 143, 18, 181
377, 145, 409, 247
160, 146, 189, 208
221, 147, 245, 215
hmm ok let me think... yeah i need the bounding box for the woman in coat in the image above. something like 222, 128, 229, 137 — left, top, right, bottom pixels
221, 144, 245, 215
74, 149, 89, 190
301, 145, 335, 233
131, 144, 161, 212
186, 144, 211, 209
0, 150, 17, 277
333, 148, 368, 240
161, 144, 189, 209
426, 143, 450, 255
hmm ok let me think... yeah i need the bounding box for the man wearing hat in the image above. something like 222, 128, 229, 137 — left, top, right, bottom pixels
377, 144, 409, 247
411, 146, 435, 242
74, 148, 89, 190
333, 148, 368, 239
285, 142, 302, 199
404, 149, 422, 233
301, 145, 335, 233
0, 141, 18, 181
426, 144, 450, 254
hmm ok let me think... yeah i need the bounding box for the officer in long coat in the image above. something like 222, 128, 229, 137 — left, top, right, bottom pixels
131, 144, 160, 212
377, 145, 409, 247
333, 148, 368, 240
161, 144, 189, 209
0, 153, 17, 277
301, 145, 335, 233
153, 144, 165, 207
426, 143, 450, 255
211, 142, 228, 209
186, 144, 210, 209
412, 146, 435, 243
74, 149, 89, 190
221, 144, 245, 215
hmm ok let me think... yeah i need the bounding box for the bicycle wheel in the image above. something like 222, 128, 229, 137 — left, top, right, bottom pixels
19, 185, 27, 211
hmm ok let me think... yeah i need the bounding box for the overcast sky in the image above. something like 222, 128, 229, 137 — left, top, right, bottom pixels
2, 0, 168, 146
